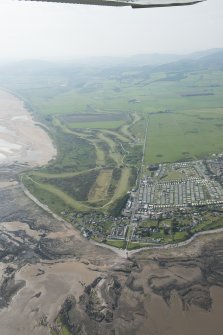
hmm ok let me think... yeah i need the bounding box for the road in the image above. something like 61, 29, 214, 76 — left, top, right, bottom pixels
126, 117, 150, 252
128, 227, 223, 256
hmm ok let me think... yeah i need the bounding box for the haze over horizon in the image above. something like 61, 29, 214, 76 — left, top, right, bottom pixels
0, 0, 221, 61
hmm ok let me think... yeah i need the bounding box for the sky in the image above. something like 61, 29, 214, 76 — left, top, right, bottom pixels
0, 0, 222, 61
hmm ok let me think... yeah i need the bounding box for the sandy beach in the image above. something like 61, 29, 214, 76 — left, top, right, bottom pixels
0, 90, 56, 166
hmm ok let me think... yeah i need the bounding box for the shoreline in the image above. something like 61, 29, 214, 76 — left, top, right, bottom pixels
20, 176, 223, 257
0, 89, 56, 167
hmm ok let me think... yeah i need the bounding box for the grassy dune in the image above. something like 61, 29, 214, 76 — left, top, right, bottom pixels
88, 169, 113, 202
24, 110, 137, 213
25, 166, 132, 213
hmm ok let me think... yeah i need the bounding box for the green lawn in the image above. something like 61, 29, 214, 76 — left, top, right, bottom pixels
127, 242, 157, 250
106, 240, 127, 249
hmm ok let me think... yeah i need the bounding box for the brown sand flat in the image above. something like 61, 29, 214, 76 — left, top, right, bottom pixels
1, 221, 41, 239
138, 287, 223, 335
0, 261, 101, 335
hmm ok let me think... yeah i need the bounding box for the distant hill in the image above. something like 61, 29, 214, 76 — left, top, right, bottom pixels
0, 59, 60, 75
0, 48, 222, 73
74, 49, 223, 68
0, 48, 222, 88
150, 49, 223, 73
187, 48, 223, 60
198, 50, 223, 68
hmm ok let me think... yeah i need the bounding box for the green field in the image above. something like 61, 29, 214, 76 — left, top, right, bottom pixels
68, 120, 124, 129
2, 56, 222, 216
106, 240, 127, 249
146, 107, 223, 164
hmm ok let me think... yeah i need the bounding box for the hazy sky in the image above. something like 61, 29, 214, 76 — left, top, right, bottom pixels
0, 0, 222, 60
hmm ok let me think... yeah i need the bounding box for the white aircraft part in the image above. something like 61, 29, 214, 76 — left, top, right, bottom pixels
20, 0, 205, 9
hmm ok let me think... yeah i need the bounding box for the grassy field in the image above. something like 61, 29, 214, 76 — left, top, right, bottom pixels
23, 175, 91, 213
106, 240, 127, 249
162, 170, 186, 181
8, 61, 222, 217
146, 107, 223, 164
69, 120, 124, 129
42, 170, 100, 201
127, 242, 159, 250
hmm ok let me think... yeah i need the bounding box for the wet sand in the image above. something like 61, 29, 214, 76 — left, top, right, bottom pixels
0, 178, 117, 335
0, 261, 101, 335
0, 221, 41, 239
0, 90, 56, 166
138, 286, 223, 335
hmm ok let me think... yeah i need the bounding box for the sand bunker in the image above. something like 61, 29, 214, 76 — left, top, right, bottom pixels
0, 90, 56, 167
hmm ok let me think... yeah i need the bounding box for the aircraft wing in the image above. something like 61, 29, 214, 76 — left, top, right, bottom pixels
20, 0, 205, 9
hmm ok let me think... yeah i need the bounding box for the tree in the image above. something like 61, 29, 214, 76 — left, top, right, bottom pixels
171, 218, 178, 234
157, 213, 163, 227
